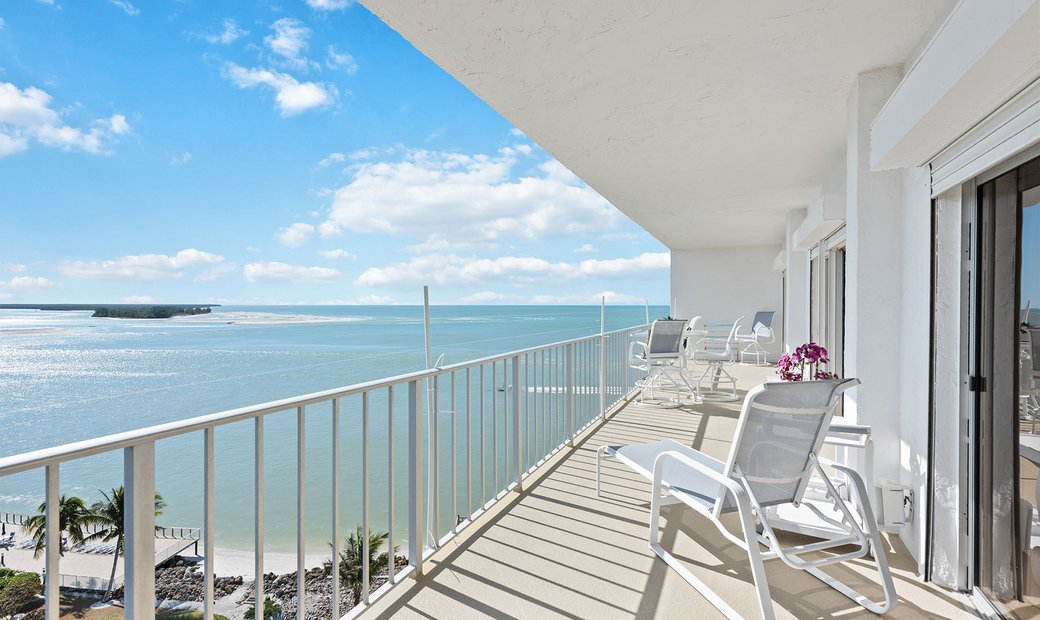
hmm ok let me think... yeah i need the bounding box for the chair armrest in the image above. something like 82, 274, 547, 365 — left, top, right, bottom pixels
652, 450, 748, 505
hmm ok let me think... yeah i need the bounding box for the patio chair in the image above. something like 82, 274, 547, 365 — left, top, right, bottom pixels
595, 378, 895, 619
632, 319, 690, 405
688, 317, 743, 401
735, 311, 776, 365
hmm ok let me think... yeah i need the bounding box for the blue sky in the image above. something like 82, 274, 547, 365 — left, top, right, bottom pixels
0, 0, 668, 306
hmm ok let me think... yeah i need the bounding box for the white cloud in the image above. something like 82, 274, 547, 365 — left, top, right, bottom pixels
58, 248, 226, 280
169, 152, 192, 166
317, 151, 345, 167
265, 18, 311, 69
529, 291, 646, 305
196, 262, 237, 282
0, 82, 131, 156
460, 291, 512, 304
0, 17, 5, 29
575, 244, 597, 253
510, 128, 526, 137
108, 0, 139, 16
121, 295, 154, 304
106, 114, 131, 135
243, 261, 341, 284
326, 45, 358, 75
404, 238, 497, 254
223, 63, 336, 116
2, 276, 52, 288
0, 133, 27, 156
275, 222, 316, 247
446, 289, 647, 305
355, 252, 668, 289
321, 147, 624, 247
320, 249, 356, 260
347, 146, 397, 161
206, 19, 247, 45
306, 0, 352, 10
2, 263, 27, 273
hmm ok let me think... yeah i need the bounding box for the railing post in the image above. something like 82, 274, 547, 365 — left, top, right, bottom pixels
511, 355, 522, 492
44, 464, 59, 620
331, 398, 341, 620
124, 442, 156, 620
203, 428, 215, 620
296, 406, 305, 620
599, 302, 607, 419
565, 343, 574, 446
408, 379, 425, 579
254, 417, 264, 620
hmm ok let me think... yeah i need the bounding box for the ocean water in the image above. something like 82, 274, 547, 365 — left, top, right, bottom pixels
0, 305, 662, 553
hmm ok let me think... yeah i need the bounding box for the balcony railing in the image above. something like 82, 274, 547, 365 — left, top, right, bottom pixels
0, 323, 648, 620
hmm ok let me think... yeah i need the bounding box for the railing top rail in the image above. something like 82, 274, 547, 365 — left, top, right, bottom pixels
0, 323, 648, 476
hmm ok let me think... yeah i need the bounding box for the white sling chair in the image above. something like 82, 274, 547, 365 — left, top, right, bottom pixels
632, 319, 690, 405
735, 310, 776, 365
595, 378, 895, 619
688, 317, 743, 401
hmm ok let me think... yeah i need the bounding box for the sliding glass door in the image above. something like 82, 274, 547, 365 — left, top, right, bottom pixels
973, 156, 1040, 616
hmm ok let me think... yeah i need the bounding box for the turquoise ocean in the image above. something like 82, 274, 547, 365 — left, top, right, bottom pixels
0, 305, 663, 554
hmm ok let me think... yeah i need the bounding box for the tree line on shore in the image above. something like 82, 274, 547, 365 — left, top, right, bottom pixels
92, 306, 213, 319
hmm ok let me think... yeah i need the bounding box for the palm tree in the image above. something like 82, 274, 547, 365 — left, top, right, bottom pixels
86, 486, 166, 601
23, 495, 93, 559
324, 525, 394, 606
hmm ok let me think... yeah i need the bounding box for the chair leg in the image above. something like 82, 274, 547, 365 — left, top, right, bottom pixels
648, 490, 776, 620
595, 446, 609, 497
805, 467, 898, 614
735, 496, 776, 620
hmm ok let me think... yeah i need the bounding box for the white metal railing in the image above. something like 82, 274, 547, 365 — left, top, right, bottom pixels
55, 573, 115, 592
0, 324, 648, 620
0, 512, 29, 525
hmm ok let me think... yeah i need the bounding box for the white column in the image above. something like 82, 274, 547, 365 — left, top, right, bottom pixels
844, 66, 905, 487
783, 210, 810, 350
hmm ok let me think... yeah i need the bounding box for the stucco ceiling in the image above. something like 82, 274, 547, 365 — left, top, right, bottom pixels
361, 1, 955, 250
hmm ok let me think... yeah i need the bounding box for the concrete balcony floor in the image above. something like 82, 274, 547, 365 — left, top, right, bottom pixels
368, 364, 979, 619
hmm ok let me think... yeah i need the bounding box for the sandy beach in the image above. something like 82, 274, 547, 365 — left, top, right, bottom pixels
0, 523, 331, 584
208, 547, 332, 578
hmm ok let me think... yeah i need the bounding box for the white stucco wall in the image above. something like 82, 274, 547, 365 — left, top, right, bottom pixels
670, 246, 783, 359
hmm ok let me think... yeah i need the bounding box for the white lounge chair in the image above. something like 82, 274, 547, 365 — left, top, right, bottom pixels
595, 378, 895, 619
735, 310, 776, 365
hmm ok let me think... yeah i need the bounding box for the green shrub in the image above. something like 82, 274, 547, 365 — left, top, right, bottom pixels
244, 597, 282, 619
0, 572, 41, 617
158, 612, 229, 620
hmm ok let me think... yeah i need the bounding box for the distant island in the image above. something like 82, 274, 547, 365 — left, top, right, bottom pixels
0, 303, 220, 319
92, 305, 213, 319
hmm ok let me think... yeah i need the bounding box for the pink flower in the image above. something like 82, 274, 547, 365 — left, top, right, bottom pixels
777, 342, 837, 381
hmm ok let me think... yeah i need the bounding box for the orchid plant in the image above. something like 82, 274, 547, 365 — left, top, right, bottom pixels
777, 342, 837, 381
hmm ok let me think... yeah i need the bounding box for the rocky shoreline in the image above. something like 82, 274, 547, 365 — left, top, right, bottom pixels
113, 554, 408, 619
